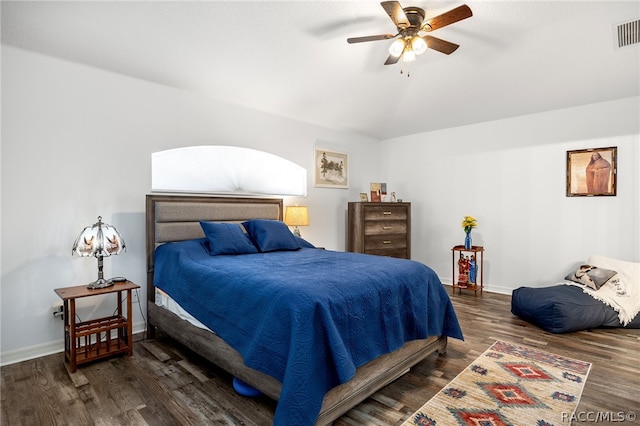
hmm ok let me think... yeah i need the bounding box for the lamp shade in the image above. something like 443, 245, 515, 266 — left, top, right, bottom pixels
72, 216, 125, 257
284, 206, 309, 227
402, 49, 416, 62
411, 36, 427, 55
388, 38, 405, 57
72, 216, 125, 289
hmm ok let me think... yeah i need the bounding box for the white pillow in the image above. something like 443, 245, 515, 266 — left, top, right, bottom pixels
586, 255, 640, 287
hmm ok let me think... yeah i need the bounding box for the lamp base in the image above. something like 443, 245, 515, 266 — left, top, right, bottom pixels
86, 278, 114, 290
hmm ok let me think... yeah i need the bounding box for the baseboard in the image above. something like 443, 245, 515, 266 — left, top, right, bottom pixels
0, 321, 147, 367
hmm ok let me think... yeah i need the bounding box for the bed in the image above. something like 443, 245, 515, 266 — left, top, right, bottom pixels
511, 255, 640, 333
146, 194, 463, 425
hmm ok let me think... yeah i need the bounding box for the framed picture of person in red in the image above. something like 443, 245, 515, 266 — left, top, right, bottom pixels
567, 146, 617, 196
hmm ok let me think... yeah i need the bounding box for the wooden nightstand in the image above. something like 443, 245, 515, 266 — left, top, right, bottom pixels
54, 280, 140, 372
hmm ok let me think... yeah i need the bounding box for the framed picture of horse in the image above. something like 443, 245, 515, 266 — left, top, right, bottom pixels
566, 146, 617, 197
314, 148, 349, 188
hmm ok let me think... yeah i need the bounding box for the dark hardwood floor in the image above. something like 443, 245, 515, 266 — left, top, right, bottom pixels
2, 290, 639, 425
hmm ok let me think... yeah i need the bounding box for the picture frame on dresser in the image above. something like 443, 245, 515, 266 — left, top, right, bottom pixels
370, 182, 387, 202
566, 146, 617, 197
359, 193, 369, 202
314, 147, 348, 188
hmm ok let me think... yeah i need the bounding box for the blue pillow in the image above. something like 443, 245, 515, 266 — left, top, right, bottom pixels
296, 236, 316, 249
242, 219, 301, 252
199, 221, 258, 255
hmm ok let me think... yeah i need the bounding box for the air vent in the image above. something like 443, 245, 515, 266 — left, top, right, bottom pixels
614, 19, 639, 49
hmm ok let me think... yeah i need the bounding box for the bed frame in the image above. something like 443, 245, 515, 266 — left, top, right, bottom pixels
146, 193, 448, 425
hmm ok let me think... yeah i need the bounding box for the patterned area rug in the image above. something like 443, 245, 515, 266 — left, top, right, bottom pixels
403, 340, 592, 426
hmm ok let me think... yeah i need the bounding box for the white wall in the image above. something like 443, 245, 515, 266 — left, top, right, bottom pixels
2, 45, 638, 364
381, 97, 640, 293
0, 46, 380, 362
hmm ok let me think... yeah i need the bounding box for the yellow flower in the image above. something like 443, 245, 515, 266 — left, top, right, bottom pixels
461, 216, 478, 233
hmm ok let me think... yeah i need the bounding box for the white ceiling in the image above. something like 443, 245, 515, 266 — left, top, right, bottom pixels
2, 1, 639, 140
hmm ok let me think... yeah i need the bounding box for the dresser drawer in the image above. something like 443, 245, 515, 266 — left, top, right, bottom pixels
364, 234, 408, 250
363, 205, 407, 221
364, 220, 407, 235
364, 248, 408, 259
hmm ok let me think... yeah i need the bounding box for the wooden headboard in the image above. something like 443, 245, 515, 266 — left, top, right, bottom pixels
145, 194, 283, 305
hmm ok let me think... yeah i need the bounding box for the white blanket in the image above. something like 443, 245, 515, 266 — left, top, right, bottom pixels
565, 255, 640, 326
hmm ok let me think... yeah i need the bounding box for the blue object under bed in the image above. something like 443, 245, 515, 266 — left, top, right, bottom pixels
154, 239, 463, 426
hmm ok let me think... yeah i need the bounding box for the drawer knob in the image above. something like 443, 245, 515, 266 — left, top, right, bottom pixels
383, 226, 392, 230
383, 240, 391, 244
383, 211, 392, 215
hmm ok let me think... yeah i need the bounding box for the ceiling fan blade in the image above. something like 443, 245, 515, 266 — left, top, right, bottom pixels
347, 34, 396, 44
423, 35, 460, 55
423, 4, 472, 32
381, 1, 410, 29
384, 54, 401, 65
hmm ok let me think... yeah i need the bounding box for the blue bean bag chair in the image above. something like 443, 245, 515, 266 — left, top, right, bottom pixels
511, 255, 640, 333
511, 285, 639, 333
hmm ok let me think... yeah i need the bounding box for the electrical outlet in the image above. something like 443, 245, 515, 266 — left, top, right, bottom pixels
132, 290, 138, 303
51, 302, 64, 320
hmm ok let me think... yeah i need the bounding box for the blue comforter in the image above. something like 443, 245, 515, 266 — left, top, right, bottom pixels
154, 240, 463, 425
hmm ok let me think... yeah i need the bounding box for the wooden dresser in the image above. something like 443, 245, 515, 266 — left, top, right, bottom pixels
347, 202, 411, 259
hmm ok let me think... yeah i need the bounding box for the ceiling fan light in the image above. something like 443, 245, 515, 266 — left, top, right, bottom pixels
388, 38, 405, 57
402, 49, 416, 62
411, 36, 427, 55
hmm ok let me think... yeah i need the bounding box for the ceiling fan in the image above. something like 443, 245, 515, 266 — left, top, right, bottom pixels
347, 1, 472, 65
